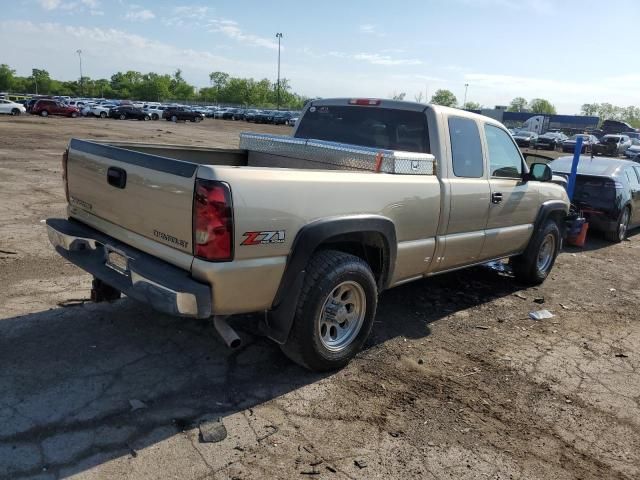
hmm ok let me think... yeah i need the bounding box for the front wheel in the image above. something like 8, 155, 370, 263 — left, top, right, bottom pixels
280, 250, 378, 371
11, 108, 21, 116
605, 207, 630, 243
151, 114, 158, 120
171, 115, 178, 122
511, 219, 561, 285
40, 110, 49, 117
119, 114, 126, 120
143, 115, 150, 121
70, 112, 78, 118
99, 111, 107, 118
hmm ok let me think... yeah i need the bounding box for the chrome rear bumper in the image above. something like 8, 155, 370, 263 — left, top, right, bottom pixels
46, 218, 212, 319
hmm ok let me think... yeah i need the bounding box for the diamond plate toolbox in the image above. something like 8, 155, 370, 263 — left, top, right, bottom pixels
239, 132, 436, 175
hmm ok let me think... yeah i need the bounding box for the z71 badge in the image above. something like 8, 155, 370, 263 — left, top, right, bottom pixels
241, 230, 286, 246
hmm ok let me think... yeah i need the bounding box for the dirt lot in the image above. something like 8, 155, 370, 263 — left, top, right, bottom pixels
1, 115, 639, 479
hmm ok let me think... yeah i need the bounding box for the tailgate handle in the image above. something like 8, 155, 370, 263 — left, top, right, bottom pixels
107, 167, 127, 189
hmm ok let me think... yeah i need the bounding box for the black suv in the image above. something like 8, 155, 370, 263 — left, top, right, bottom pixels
163, 106, 204, 122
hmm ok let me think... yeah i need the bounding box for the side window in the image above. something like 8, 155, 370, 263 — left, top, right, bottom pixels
485, 124, 523, 178
634, 167, 640, 185
626, 167, 640, 187
448, 117, 483, 178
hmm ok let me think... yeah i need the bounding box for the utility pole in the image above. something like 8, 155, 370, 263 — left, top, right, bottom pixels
463, 83, 469, 109
76, 49, 83, 96
276, 32, 283, 110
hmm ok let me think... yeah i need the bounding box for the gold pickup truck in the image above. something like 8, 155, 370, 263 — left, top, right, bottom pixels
47, 98, 569, 371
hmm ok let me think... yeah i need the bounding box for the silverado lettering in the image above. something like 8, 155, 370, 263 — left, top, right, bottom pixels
153, 229, 189, 249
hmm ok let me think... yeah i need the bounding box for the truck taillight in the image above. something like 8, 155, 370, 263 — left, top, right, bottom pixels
62, 148, 69, 202
193, 179, 233, 261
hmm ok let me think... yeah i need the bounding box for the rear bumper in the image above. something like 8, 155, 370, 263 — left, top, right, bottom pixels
46, 218, 212, 319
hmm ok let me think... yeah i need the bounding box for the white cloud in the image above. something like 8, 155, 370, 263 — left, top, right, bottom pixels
329, 51, 422, 66
125, 8, 155, 21
80, 0, 99, 7
208, 19, 278, 50
358, 24, 386, 37
39, 0, 61, 9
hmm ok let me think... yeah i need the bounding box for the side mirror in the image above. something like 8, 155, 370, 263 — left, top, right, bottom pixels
527, 162, 553, 182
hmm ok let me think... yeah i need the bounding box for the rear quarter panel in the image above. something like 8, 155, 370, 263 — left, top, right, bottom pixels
192, 166, 442, 314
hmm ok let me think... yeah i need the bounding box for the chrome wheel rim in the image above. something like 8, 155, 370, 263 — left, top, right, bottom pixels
537, 233, 555, 272
619, 210, 629, 241
317, 281, 366, 352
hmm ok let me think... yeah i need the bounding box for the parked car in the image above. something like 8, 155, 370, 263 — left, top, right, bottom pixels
0, 98, 26, 115
254, 110, 276, 124
221, 108, 238, 120
109, 105, 151, 121
243, 109, 261, 122
162, 106, 204, 122
144, 105, 165, 120
592, 134, 632, 156
90, 104, 116, 118
31, 99, 80, 117
286, 115, 300, 126
512, 130, 538, 148
233, 109, 247, 121
624, 145, 640, 160
213, 108, 230, 119
273, 111, 294, 125
534, 132, 567, 150
549, 156, 640, 242
47, 98, 569, 371
622, 131, 640, 146
562, 134, 599, 153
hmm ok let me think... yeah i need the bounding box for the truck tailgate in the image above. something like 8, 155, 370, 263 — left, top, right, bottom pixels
66, 139, 196, 255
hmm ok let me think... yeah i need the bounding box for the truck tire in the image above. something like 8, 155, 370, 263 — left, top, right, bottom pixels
511, 219, 560, 285
604, 207, 629, 243
280, 250, 378, 371
90, 278, 121, 303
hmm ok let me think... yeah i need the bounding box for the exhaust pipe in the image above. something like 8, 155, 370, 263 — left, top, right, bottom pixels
212, 316, 241, 349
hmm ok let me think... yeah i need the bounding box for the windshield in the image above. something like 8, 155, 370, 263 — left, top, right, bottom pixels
603, 137, 621, 144
295, 105, 430, 153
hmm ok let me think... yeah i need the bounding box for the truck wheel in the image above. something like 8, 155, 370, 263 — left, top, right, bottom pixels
604, 207, 630, 243
90, 278, 121, 303
511, 219, 560, 285
280, 250, 378, 371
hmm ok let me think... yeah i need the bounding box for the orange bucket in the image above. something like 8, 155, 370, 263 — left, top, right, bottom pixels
566, 222, 589, 247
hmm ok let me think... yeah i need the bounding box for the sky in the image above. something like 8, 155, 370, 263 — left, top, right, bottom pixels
1, 0, 639, 114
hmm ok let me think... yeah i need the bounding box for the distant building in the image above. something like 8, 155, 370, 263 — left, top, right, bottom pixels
477, 108, 599, 134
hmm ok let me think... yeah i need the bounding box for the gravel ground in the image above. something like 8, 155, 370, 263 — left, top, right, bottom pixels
0, 115, 639, 479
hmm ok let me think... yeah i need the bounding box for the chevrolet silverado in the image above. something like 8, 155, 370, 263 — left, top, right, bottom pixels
47, 98, 569, 371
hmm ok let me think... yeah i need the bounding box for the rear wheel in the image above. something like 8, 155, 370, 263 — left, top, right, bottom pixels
99, 111, 107, 118
143, 115, 150, 121
171, 115, 178, 122
194, 116, 202, 123
40, 110, 49, 117
280, 250, 378, 371
119, 113, 126, 120
605, 207, 630, 243
151, 113, 159, 120
70, 112, 78, 118
511, 219, 561, 285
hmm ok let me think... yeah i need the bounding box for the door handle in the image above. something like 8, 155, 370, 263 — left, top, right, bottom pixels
491, 192, 503, 204
107, 167, 127, 189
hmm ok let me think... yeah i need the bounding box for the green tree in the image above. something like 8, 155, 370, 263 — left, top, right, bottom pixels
581, 103, 598, 116
430, 89, 457, 107
508, 97, 528, 112
0, 64, 15, 91
463, 101, 481, 110
529, 98, 556, 115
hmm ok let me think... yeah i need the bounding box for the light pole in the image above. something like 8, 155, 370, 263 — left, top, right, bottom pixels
463, 83, 469, 109
276, 32, 282, 110
76, 49, 83, 96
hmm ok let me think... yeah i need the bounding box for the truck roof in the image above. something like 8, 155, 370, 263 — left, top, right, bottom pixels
307, 98, 506, 128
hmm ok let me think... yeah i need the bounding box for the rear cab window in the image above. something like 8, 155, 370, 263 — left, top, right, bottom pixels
294, 105, 430, 154
448, 117, 483, 178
